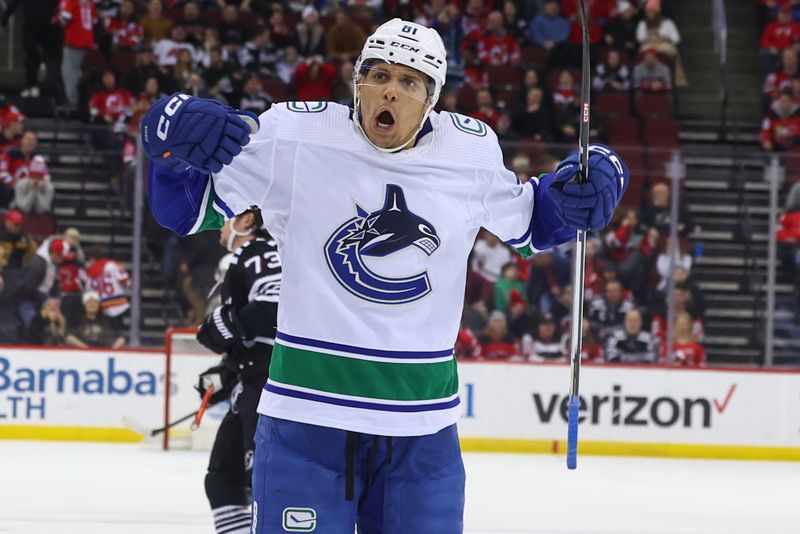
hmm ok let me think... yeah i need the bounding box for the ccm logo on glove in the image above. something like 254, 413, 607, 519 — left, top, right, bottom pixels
156, 94, 190, 142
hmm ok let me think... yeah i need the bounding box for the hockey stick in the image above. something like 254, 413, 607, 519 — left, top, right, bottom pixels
191, 385, 215, 430
566, 0, 592, 471
122, 411, 198, 438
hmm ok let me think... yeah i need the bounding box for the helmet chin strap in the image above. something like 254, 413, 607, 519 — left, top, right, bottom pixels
352, 86, 434, 153
225, 217, 254, 252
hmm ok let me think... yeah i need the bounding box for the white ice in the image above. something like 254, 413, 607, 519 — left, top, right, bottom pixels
0, 440, 797, 534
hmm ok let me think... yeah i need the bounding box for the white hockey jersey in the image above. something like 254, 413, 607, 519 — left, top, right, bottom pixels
211, 101, 562, 436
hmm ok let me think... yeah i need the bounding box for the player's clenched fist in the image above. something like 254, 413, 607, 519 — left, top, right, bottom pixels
140, 93, 260, 174
546, 144, 630, 232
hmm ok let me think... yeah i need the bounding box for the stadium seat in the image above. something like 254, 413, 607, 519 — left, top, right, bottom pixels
784, 149, 800, 182
643, 118, 680, 146
596, 92, 631, 118
457, 84, 478, 113
261, 77, 290, 103
110, 49, 136, 76
520, 45, 548, 68
21, 213, 55, 242
635, 94, 673, 119
486, 65, 522, 90
605, 116, 640, 145
81, 49, 108, 75
647, 147, 682, 180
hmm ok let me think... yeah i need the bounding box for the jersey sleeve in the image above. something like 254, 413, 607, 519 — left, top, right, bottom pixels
478, 141, 575, 258
147, 105, 293, 242
212, 105, 293, 243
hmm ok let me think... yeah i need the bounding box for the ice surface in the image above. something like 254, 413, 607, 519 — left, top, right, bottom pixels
0, 440, 797, 533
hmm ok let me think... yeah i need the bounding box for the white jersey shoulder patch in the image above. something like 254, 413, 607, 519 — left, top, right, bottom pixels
429, 111, 503, 170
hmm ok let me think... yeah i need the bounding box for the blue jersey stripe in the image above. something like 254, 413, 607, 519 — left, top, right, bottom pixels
275, 331, 454, 360
265, 383, 461, 413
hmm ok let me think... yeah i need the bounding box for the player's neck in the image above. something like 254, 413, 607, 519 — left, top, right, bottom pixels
232, 235, 255, 251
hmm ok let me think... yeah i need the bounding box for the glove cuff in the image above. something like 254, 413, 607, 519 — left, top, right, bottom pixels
532, 173, 576, 250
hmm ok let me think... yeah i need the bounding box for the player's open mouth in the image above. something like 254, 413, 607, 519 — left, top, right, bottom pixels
376, 110, 395, 131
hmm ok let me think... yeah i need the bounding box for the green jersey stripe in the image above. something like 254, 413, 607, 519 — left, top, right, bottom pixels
270, 342, 459, 402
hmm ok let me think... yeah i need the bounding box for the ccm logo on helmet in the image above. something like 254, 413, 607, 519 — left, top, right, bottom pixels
156, 94, 190, 141
390, 41, 421, 53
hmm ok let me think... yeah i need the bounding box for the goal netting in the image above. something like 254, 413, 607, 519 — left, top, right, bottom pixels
159, 327, 227, 451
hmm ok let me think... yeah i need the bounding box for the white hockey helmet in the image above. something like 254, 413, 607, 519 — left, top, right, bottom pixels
353, 18, 448, 152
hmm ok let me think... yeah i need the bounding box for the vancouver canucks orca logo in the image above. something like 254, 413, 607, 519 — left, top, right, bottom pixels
324, 184, 440, 304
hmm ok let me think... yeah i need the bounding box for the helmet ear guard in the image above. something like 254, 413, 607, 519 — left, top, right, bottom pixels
352, 19, 448, 152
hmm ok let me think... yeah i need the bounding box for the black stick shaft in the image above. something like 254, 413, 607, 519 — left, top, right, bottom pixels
150, 411, 198, 437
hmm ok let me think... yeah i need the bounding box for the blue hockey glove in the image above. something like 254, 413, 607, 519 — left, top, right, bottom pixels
140, 93, 259, 174
547, 144, 629, 231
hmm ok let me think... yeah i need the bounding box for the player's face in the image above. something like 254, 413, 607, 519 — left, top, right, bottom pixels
358, 62, 430, 150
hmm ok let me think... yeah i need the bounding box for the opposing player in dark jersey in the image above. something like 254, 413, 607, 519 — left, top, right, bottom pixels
196, 207, 280, 534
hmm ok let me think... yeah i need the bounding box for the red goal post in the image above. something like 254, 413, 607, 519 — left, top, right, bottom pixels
163, 327, 223, 450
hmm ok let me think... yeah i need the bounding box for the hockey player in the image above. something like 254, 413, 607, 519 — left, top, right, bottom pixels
141, 19, 629, 533
196, 207, 281, 534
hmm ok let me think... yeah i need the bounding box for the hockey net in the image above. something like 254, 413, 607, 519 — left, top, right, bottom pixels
160, 327, 226, 451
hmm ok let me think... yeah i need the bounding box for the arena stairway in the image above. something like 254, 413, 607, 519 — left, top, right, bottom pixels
679, 121, 798, 366
673, 0, 762, 123
29, 118, 184, 347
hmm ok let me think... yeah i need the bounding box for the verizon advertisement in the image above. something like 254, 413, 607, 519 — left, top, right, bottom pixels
457, 363, 800, 448
0, 347, 216, 433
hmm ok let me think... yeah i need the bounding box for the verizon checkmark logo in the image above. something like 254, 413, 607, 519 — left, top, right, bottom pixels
713, 384, 737, 414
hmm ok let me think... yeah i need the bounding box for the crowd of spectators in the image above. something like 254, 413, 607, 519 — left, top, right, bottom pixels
759, 3, 800, 151
0, 96, 131, 346
0, 0, 694, 354
458, 177, 705, 366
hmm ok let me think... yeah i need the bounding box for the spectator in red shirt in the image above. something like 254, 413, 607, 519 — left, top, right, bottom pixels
477, 11, 520, 66
59, 0, 97, 106
90, 70, 134, 127
561, 0, 616, 23
455, 324, 480, 358
667, 311, 706, 366
294, 57, 337, 102
0, 101, 25, 152
763, 48, 799, 112
604, 207, 658, 299
777, 181, 800, 275
5, 131, 38, 187
470, 88, 499, 129
761, 90, 800, 151
476, 310, 519, 360
106, 0, 144, 51
553, 69, 577, 108
760, 6, 800, 72
0, 152, 12, 209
